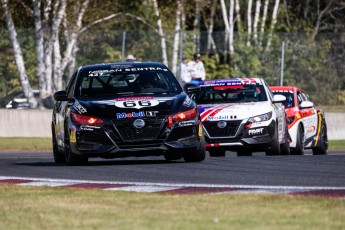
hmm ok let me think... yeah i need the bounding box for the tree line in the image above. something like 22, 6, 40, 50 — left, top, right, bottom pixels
1, 0, 344, 108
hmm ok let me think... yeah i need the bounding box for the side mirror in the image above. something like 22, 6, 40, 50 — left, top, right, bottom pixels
184, 83, 200, 94
272, 94, 286, 103
53, 90, 68, 101
300, 101, 314, 109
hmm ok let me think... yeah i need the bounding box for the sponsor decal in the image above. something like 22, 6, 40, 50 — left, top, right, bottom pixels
70, 126, 76, 142
80, 125, 101, 131
272, 90, 293, 94
208, 115, 237, 121
115, 99, 159, 109
74, 102, 87, 114
146, 111, 158, 117
116, 111, 145, 119
133, 119, 145, 129
198, 123, 203, 137
248, 128, 264, 136
307, 126, 316, 133
183, 97, 192, 107
179, 120, 196, 127
88, 67, 168, 77
115, 96, 153, 101
240, 78, 257, 84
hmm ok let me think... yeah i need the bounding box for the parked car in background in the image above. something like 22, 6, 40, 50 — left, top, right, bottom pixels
5, 90, 40, 109
5, 90, 54, 109
52, 62, 206, 165
270, 86, 328, 155
185, 78, 290, 156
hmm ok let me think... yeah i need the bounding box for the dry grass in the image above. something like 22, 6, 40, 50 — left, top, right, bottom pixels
0, 185, 344, 230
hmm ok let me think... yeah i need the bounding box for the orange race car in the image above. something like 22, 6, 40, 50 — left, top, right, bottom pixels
270, 86, 328, 155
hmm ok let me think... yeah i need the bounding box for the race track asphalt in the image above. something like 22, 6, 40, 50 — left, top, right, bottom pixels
0, 150, 344, 188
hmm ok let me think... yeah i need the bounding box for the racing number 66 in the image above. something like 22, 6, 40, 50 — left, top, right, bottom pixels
123, 100, 151, 108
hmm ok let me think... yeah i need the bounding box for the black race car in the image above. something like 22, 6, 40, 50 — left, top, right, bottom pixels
52, 62, 206, 165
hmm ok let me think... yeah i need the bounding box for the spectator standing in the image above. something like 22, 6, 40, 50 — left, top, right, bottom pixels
188, 53, 206, 81
126, 54, 136, 62
178, 55, 191, 85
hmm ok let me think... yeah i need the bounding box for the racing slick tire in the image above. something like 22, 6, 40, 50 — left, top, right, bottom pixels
52, 136, 66, 164
280, 124, 290, 155
266, 124, 280, 156
164, 152, 183, 161
52, 127, 66, 164
291, 125, 304, 155
312, 122, 328, 155
209, 150, 226, 157
182, 136, 206, 162
64, 136, 88, 166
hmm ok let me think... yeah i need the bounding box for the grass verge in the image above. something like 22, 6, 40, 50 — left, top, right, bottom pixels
0, 137, 344, 151
0, 185, 344, 230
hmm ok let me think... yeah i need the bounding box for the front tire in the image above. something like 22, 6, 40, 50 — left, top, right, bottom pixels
291, 125, 304, 155
280, 124, 290, 155
65, 137, 88, 166
182, 136, 206, 162
266, 124, 280, 156
312, 122, 328, 155
52, 135, 66, 164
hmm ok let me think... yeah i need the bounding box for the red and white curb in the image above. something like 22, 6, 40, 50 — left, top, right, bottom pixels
1, 176, 345, 198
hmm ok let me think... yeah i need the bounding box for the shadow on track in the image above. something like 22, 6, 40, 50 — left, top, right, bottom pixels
13, 158, 186, 167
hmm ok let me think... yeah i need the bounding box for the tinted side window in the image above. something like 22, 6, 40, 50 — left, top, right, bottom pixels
297, 91, 305, 105
67, 72, 78, 98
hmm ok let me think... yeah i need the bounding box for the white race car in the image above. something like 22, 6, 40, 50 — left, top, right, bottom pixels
186, 78, 290, 156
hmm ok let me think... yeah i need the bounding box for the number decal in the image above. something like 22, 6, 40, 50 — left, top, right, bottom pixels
115, 100, 159, 109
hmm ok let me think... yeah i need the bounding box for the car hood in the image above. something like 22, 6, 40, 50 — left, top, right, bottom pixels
199, 102, 273, 121
71, 93, 194, 119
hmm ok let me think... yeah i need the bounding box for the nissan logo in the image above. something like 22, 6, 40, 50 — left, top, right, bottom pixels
133, 119, 145, 129
217, 121, 227, 128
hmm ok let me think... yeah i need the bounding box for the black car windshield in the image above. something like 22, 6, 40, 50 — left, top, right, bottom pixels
75, 68, 182, 97
272, 92, 294, 108
195, 84, 268, 104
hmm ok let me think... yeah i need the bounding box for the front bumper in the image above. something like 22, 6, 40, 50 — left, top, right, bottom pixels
204, 119, 276, 152
68, 116, 202, 158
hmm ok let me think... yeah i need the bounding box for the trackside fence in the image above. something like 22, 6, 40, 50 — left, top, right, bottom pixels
0, 109, 343, 140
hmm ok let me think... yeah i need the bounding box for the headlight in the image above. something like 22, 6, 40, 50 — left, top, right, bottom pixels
248, 112, 272, 123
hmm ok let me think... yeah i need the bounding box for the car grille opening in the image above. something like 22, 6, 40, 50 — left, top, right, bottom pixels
113, 116, 166, 142
203, 120, 242, 137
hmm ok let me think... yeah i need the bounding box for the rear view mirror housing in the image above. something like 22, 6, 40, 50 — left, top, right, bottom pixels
184, 83, 200, 94
53, 90, 68, 101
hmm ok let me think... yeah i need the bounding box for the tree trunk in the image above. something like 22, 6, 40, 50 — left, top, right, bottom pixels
235, 0, 243, 32
172, 0, 182, 75
220, 0, 230, 57
265, 0, 280, 52
206, 0, 217, 55
32, 0, 46, 99
253, 0, 261, 42
193, 0, 201, 53
1, 0, 37, 108
247, 0, 253, 46
152, 0, 168, 66
229, 0, 235, 55
259, 0, 269, 44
